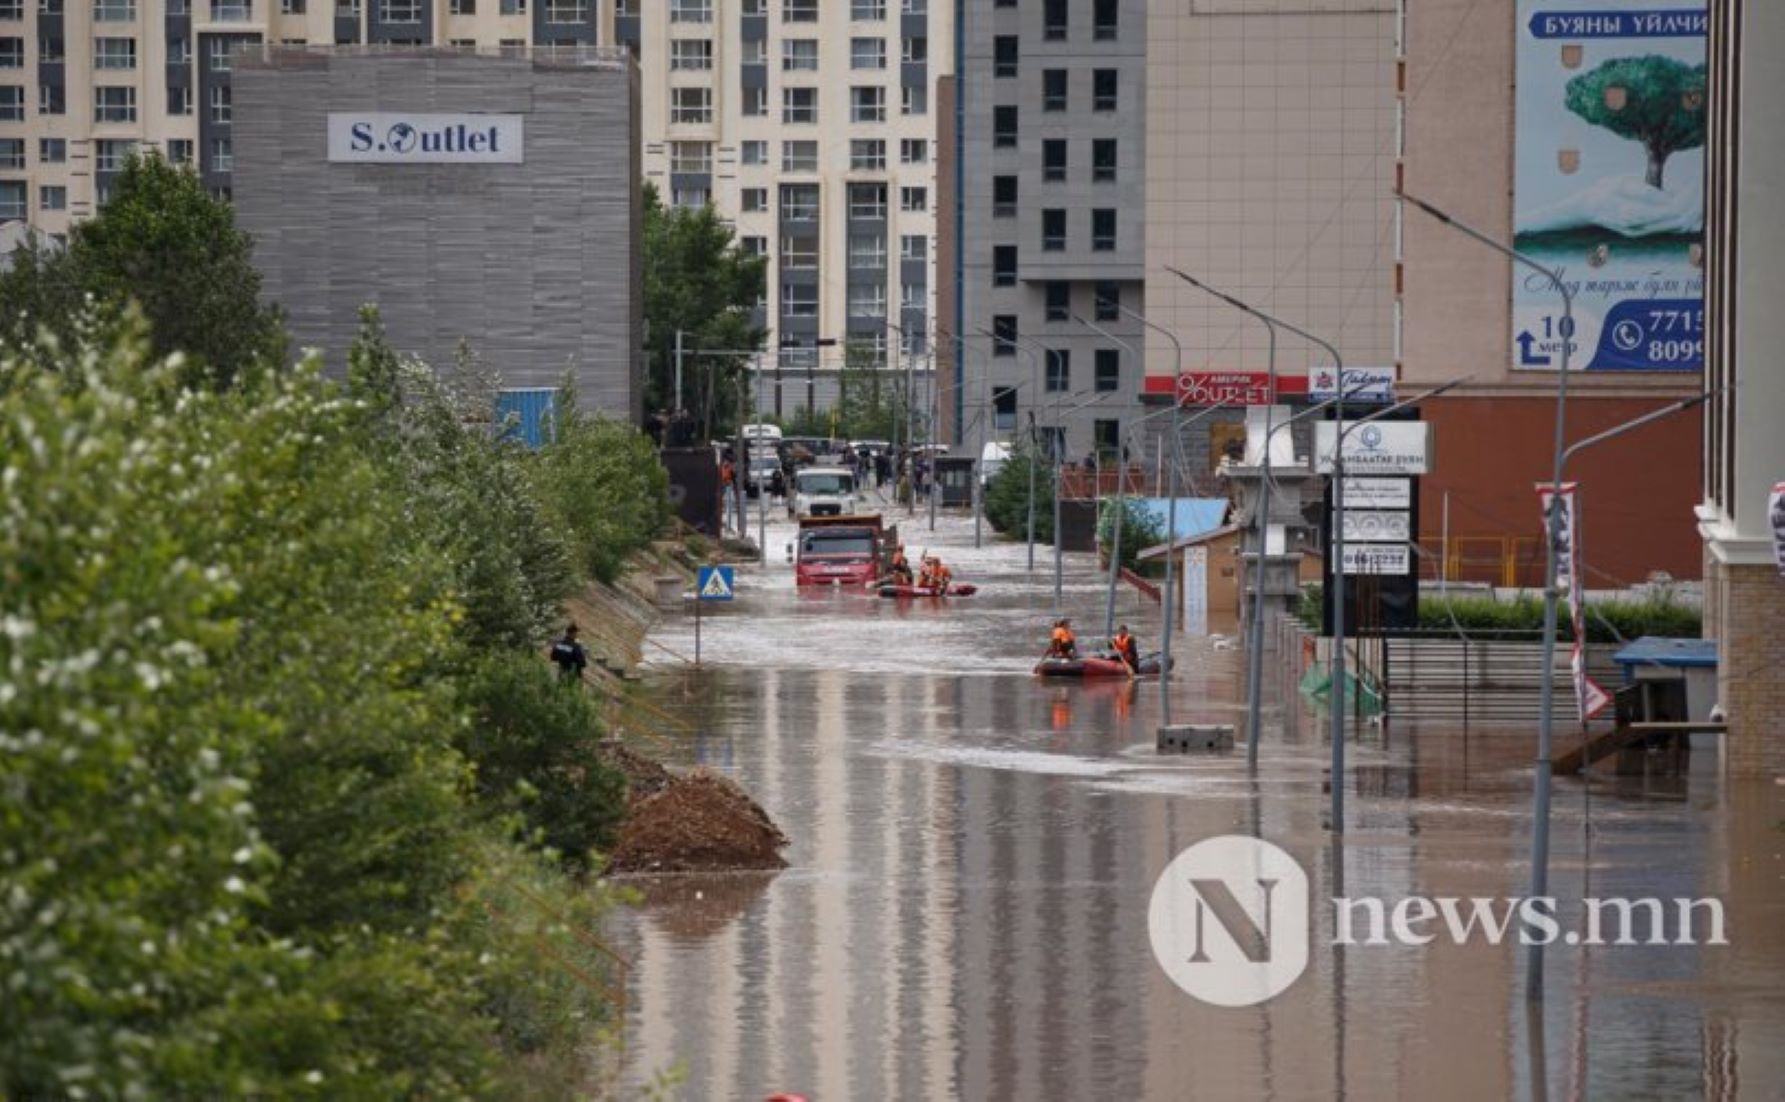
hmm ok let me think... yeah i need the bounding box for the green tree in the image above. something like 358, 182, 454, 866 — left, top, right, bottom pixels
641, 183, 767, 438
531, 395, 672, 584
1565, 55, 1708, 188
0, 152, 286, 388
834, 339, 910, 442
984, 445, 1056, 544
1097, 496, 1168, 571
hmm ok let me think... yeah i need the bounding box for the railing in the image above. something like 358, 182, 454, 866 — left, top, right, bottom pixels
1380, 631, 1622, 725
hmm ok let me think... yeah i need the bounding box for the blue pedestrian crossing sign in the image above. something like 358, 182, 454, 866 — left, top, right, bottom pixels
697, 565, 735, 601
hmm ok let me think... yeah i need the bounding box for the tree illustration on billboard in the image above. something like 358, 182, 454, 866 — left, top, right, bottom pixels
1564, 56, 1707, 189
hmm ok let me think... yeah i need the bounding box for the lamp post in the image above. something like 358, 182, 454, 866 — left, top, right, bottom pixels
1398, 191, 1574, 999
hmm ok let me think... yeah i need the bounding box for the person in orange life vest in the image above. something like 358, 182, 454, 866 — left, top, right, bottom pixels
888, 548, 914, 585
1111, 624, 1140, 672
918, 555, 951, 591
1047, 618, 1078, 659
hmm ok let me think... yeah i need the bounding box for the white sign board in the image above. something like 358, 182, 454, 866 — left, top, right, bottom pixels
1342, 477, 1412, 509
1315, 421, 1433, 475
1337, 543, 1412, 576
1341, 509, 1411, 542
327, 113, 524, 164
1309, 366, 1396, 403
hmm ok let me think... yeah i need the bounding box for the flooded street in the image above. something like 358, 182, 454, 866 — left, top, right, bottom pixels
611, 496, 1785, 1100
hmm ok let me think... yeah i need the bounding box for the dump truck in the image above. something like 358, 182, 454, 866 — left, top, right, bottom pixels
788, 514, 899, 587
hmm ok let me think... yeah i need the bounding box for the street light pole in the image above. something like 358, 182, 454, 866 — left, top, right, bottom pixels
1399, 191, 1574, 1000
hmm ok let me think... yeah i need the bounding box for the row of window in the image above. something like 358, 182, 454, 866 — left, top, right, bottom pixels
668, 0, 927, 25
671, 34, 928, 70
990, 0, 1119, 40
725, 179, 925, 213
0, 134, 211, 171
668, 83, 923, 124
985, 330, 1123, 393
771, 283, 928, 322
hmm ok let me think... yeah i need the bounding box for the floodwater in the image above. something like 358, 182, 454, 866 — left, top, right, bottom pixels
610, 493, 1785, 1100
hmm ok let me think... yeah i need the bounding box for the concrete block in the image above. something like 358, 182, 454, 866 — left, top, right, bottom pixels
1157, 724, 1236, 753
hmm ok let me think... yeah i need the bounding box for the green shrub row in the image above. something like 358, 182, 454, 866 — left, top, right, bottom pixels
1295, 584, 1701, 643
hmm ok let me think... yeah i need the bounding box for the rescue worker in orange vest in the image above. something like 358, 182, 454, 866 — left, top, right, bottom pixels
1047, 618, 1078, 659
918, 555, 952, 591
887, 548, 914, 585
1111, 624, 1140, 674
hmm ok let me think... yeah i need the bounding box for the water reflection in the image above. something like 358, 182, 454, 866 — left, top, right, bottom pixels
612, 511, 1785, 1099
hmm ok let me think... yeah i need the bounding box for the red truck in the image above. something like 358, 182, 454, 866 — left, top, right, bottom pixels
789, 514, 899, 587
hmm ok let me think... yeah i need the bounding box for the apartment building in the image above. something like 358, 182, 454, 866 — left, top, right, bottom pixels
945, 0, 1145, 462
0, 0, 607, 235
619, 0, 949, 410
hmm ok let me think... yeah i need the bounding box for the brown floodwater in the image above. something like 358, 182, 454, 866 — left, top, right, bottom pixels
609, 503, 1785, 1100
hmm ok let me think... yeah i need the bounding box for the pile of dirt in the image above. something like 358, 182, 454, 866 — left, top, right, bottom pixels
596, 740, 675, 806
606, 768, 789, 875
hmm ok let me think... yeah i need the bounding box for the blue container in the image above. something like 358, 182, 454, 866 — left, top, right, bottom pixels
495, 388, 558, 449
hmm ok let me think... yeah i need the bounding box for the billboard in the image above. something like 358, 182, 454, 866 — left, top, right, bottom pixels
1141, 372, 1309, 406
1512, 2, 1707, 373
1313, 421, 1433, 475
327, 112, 525, 164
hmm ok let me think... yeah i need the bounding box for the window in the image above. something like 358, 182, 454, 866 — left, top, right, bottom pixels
1095, 348, 1120, 391
94, 84, 136, 123
544, 0, 584, 20
782, 37, 816, 70
1095, 281, 1121, 320
1094, 0, 1117, 39
206, 37, 235, 71
992, 245, 1017, 287
670, 140, 711, 172
0, 181, 22, 221
847, 182, 885, 219
780, 182, 819, 219
781, 139, 817, 171
780, 233, 817, 267
741, 0, 761, 12
849, 0, 882, 19
992, 315, 1017, 355
902, 36, 925, 63
850, 139, 885, 171
993, 105, 1017, 147
1045, 349, 1070, 392
670, 39, 712, 70
1043, 69, 1066, 112
498, 0, 521, 12
670, 87, 712, 124
1093, 419, 1120, 454
40, 137, 66, 163
1042, 209, 1065, 251
670, 0, 709, 22
781, 283, 818, 318
166, 85, 191, 114
0, 0, 17, 14
848, 233, 885, 268
40, 184, 67, 211
992, 176, 1017, 217
847, 284, 886, 319
1092, 208, 1116, 251
782, 86, 816, 123
211, 0, 250, 20
1094, 69, 1118, 112
92, 0, 132, 20
901, 85, 926, 115
781, 0, 815, 22
1042, 139, 1065, 182
900, 234, 925, 260
36, 84, 63, 115
993, 386, 1017, 430
35, 35, 61, 61
741, 37, 764, 63
741, 139, 768, 166
168, 36, 189, 63
0, 137, 19, 167
993, 35, 1017, 78
1044, 0, 1066, 39
1092, 139, 1119, 183
1045, 282, 1070, 321
210, 136, 232, 172
900, 186, 926, 212
95, 139, 135, 171
0, 38, 21, 69
902, 0, 924, 11
850, 36, 883, 69
850, 85, 884, 123
740, 235, 768, 257
283, 0, 306, 11
742, 86, 767, 116
377, 0, 420, 20
671, 185, 709, 208
741, 187, 768, 212
449, 0, 473, 12
167, 138, 193, 164
39, 0, 62, 13
208, 83, 230, 123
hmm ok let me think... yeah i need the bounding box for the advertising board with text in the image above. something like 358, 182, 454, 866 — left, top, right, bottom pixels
1337, 544, 1413, 576
1142, 373, 1309, 406
327, 112, 525, 164
1308, 366, 1396, 403
1512, 1, 1706, 373
1314, 422, 1433, 475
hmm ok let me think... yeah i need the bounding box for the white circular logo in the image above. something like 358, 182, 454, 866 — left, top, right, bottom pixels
1360, 424, 1383, 450
1612, 319, 1644, 352
1148, 835, 1310, 1007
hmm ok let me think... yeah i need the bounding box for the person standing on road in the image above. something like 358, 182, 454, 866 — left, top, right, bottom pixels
550, 623, 589, 682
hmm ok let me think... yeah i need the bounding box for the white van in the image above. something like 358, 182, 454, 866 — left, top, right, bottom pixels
740, 423, 783, 445
790, 465, 858, 517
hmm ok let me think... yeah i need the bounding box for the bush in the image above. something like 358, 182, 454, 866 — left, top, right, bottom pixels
457, 653, 628, 868
1294, 583, 1702, 642
532, 399, 672, 584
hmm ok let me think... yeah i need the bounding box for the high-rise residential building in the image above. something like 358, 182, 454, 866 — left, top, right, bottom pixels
0, 0, 608, 237
617, 0, 950, 415
943, 0, 1146, 462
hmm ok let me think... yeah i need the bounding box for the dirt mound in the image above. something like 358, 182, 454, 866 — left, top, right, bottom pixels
597, 740, 675, 806
606, 768, 788, 875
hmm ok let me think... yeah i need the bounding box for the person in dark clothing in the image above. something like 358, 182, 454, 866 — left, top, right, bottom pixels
550, 624, 589, 682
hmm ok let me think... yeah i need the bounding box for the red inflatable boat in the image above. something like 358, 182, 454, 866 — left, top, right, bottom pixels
1033, 651, 1173, 678
878, 583, 979, 599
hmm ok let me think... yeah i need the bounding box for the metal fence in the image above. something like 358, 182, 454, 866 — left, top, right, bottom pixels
1380, 631, 1622, 725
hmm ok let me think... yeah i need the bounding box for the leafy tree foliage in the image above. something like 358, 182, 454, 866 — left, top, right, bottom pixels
641, 182, 767, 437
0, 152, 286, 388
532, 394, 672, 584
984, 446, 1057, 544
1565, 56, 1708, 188
1097, 497, 1169, 571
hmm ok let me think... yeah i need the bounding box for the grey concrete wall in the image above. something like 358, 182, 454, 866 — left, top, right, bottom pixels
233, 48, 641, 421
